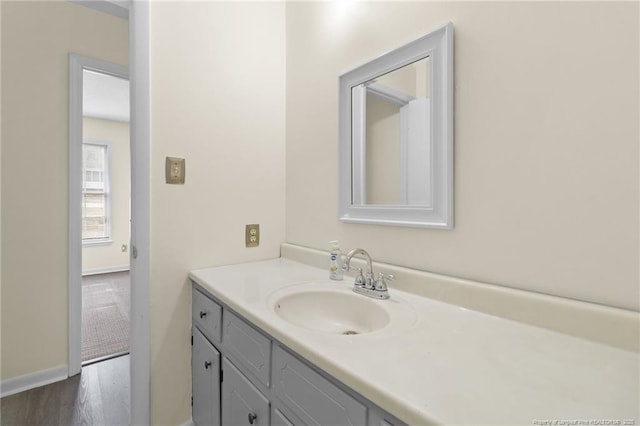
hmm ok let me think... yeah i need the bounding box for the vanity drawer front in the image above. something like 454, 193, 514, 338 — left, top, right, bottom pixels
193, 288, 222, 344
222, 357, 270, 426
273, 346, 366, 426
222, 310, 272, 387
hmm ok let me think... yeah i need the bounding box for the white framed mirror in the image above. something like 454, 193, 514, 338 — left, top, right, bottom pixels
338, 23, 454, 229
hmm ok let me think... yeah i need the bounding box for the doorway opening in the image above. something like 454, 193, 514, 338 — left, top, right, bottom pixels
79, 69, 131, 365
69, 55, 129, 373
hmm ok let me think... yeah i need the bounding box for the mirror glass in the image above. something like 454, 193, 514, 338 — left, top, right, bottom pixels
351, 56, 431, 206
339, 23, 453, 229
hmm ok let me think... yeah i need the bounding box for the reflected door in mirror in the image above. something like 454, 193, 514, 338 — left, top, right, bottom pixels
351, 56, 432, 206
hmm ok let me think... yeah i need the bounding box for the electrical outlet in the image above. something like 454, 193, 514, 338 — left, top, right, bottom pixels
165, 157, 185, 184
245, 224, 259, 247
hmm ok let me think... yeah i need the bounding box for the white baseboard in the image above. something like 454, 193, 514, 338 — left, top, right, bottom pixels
180, 418, 194, 426
82, 265, 130, 276
1, 365, 68, 398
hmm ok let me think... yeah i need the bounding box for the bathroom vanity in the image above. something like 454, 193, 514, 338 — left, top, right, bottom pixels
189, 249, 638, 425
191, 284, 404, 426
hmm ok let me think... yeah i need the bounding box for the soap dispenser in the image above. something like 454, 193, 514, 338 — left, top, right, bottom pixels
329, 240, 343, 281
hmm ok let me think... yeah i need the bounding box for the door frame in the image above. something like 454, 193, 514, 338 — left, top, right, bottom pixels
68, 1, 150, 423
129, 1, 151, 423
68, 53, 128, 375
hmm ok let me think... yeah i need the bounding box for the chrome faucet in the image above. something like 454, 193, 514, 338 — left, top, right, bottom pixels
341, 248, 393, 300
342, 248, 374, 288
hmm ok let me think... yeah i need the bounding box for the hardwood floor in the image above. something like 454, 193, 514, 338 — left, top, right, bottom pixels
1, 355, 130, 426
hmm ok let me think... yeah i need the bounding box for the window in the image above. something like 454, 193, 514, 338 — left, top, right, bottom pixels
82, 143, 111, 243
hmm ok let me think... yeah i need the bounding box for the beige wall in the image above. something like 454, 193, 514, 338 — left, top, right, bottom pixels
150, 2, 286, 423
2, 1, 638, 423
0, 0, 3, 372
286, 2, 639, 311
376, 62, 418, 97
82, 117, 130, 273
0, 0, 3, 370
366, 95, 401, 204
1, 1, 128, 380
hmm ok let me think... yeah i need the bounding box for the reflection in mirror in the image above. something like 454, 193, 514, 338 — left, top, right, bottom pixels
339, 22, 453, 229
352, 57, 431, 206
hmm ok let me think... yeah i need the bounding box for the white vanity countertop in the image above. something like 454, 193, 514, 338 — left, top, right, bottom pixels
189, 258, 639, 426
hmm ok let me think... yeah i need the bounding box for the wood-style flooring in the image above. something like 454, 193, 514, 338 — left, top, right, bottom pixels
1, 355, 130, 426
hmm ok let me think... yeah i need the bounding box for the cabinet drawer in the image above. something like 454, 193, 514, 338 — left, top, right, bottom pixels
222, 357, 269, 426
223, 310, 272, 387
193, 288, 222, 344
273, 346, 366, 426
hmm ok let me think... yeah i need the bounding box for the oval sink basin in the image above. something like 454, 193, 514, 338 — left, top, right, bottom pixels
273, 289, 390, 335
267, 281, 418, 336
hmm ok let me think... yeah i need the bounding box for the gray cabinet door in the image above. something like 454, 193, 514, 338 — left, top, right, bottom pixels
368, 410, 395, 426
273, 346, 366, 426
222, 357, 270, 426
271, 408, 294, 426
193, 327, 221, 426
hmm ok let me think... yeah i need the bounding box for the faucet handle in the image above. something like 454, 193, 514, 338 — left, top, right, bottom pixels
343, 264, 365, 286
375, 273, 395, 291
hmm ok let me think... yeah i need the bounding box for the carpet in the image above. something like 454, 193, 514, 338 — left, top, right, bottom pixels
81, 271, 130, 362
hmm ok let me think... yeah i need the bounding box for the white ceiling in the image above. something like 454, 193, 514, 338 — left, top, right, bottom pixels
83, 70, 130, 122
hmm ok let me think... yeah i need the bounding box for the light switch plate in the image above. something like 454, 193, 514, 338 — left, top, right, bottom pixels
165, 157, 185, 184
245, 224, 259, 247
